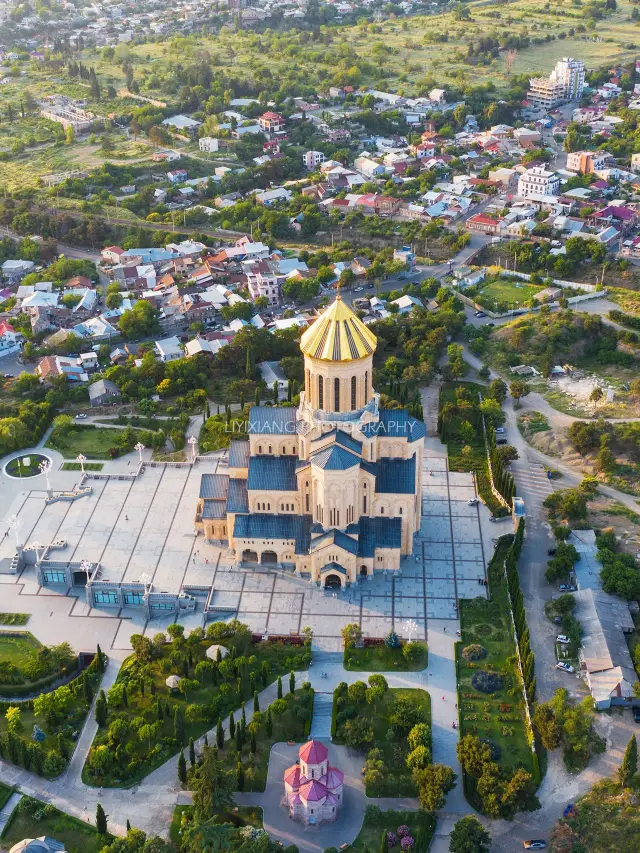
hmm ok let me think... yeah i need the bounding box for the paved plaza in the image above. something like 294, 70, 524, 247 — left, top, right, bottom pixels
0, 452, 489, 654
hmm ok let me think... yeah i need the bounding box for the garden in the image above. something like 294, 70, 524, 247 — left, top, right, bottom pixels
460, 273, 544, 313
342, 625, 427, 672
46, 421, 164, 460
457, 530, 540, 817
1, 796, 109, 853
332, 678, 431, 797
0, 614, 30, 626
194, 679, 314, 792
0, 648, 106, 778
4, 453, 50, 478
83, 620, 312, 787
0, 633, 76, 693
344, 805, 436, 853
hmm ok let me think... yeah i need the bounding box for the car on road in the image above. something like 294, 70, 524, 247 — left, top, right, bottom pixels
523, 842, 546, 850
467, 498, 479, 506
547, 548, 557, 556
367, 282, 374, 289
474, 311, 486, 318
555, 662, 575, 673
633, 707, 640, 723
556, 635, 570, 645
495, 427, 505, 434
559, 584, 576, 592
354, 286, 364, 292
3, 373, 12, 379
75, 413, 88, 420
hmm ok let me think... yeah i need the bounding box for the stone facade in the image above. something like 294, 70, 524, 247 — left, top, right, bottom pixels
195, 296, 425, 587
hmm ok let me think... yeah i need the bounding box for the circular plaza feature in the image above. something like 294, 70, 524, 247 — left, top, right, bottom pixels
4, 453, 51, 479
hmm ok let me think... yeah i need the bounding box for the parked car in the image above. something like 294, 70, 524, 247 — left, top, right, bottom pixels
556, 635, 570, 645
3, 373, 12, 379
559, 584, 576, 592
496, 438, 508, 445
474, 310, 486, 317
555, 662, 575, 673
547, 548, 557, 556
354, 286, 364, 292
495, 427, 505, 434
75, 413, 88, 420
633, 707, 640, 723
523, 843, 546, 850
467, 498, 479, 506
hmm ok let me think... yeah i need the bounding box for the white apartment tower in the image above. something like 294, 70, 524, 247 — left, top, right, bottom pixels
527, 57, 585, 110
517, 167, 561, 199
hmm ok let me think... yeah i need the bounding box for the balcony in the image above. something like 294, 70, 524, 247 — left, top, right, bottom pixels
297, 393, 379, 429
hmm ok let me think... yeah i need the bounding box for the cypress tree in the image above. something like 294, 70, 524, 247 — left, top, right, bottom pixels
229, 711, 235, 739
96, 644, 105, 672
236, 760, 245, 791
157, 701, 163, 722
235, 723, 242, 753
216, 719, 224, 749
83, 675, 93, 705
122, 685, 128, 708
261, 660, 269, 687
204, 734, 208, 746
96, 803, 108, 835
95, 690, 107, 726
241, 701, 246, 727
379, 828, 388, 853
289, 671, 295, 694
253, 690, 260, 713
250, 729, 257, 754
618, 734, 638, 788
178, 750, 187, 785
277, 676, 283, 699
189, 737, 196, 767
126, 820, 131, 832
174, 706, 185, 745
266, 706, 273, 737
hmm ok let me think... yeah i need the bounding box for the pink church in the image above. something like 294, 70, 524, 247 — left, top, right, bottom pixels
283, 740, 344, 825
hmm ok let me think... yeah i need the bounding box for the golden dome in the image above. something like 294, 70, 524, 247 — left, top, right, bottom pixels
300, 296, 377, 362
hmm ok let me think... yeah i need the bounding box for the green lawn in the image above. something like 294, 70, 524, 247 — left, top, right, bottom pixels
344, 642, 427, 672
458, 540, 535, 809
83, 626, 311, 787
333, 686, 430, 797
0, 632, 40, 669
215, 686, 314, 791
475, 278, 543, 311
347, 806, 435, 853
5, 454, 50, 478
46, 425, 130, 460
1, 796, 109, 853
61, 462, 104, 471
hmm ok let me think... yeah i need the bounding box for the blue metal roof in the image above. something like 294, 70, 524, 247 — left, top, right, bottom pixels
202, 500, 226, 519
310, 444, 360, 471
248, 405, 297, 435
361, 409, 427, 442
247, 456, 298, 491
311, 429, 362, 455
228, 440, 250, 469
375, 454, 416, 494
226, 478, 249, 513
233, 513, 312, 554
200, 473, 229, 499
320, 562, 346, 575
311, 529, 358, 555
358, 516, 402, 557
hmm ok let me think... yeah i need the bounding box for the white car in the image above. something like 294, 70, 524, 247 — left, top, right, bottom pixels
555, 662, 574, 673
75, 413, 88, 420
556, 635, 570, 645
354, 287, 364, 292
467, 498, 479, 506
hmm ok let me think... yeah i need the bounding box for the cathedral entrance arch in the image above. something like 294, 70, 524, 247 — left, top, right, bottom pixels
360, 565, 368, 577
242, 549, 258, 562
261, 550, 278, 565
324, 574, 342, 589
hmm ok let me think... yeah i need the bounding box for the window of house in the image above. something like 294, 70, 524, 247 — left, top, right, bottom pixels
259, 446, 262, 454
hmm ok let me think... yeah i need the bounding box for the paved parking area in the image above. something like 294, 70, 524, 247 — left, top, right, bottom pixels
0, 453, 489, 654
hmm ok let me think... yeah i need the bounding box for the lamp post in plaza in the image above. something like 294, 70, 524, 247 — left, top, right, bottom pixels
76, 454, 87, 475
39, 458, 53, 498
8, 515, 22, 549
135, 442, 145, 463
403, 619, 419, 643
188, 435, 198, 462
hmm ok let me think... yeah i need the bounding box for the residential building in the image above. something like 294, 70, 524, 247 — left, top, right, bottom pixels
154, 336, 183, 362
194, 295, 426, 572
88, 378, 122, 407
354, 155, 386, 179
465, 213, 502, 235
258, 112, 286, 134
246, 264, 280, 305
0, 322, 22, 351
167, 169, 188, 184
303, 150, 326, 170
631, 152, 640, 172
199, 137, 219, 153
36, 355, 87, 382
566, 151, 609, 174
517, 167, 561, 198
2, 259, 35, 282
527, 57, 585, 109
391, 295, 423, 314
101, 246, 124, 265
151, 149, 181, 162
161, 114, 201, 133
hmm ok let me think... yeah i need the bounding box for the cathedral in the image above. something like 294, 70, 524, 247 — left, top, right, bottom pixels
195, 295, 425, 587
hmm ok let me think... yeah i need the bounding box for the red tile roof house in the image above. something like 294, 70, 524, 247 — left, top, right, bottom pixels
0, 321, 22, 351
466, 213, 503, 235
101, 246, 125, 265
374, 196, 402, 215
591, 205, 638, 233
284, 740, 344, 826
258, 111, 286, 134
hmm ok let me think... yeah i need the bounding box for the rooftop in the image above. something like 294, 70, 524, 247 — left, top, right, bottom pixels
300, 296, 377, 362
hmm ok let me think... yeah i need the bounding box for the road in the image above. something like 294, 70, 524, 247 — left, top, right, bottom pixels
0, 225, 101, 262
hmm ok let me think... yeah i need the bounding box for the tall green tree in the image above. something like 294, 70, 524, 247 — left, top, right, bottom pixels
95, 803, 108, 835
449, 816, 491, 853
178, 750, 187, 785
618, 734, 638, 788
191, 745, 235, 819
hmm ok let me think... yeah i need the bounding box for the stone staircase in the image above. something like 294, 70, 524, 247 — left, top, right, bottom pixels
310, 692, 334, 739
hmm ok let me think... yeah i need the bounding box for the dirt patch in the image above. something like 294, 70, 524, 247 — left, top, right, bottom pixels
528, 426, 590, 469
587, 496, 640, 558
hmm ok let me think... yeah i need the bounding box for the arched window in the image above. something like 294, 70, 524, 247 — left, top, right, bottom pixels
334, 377, 340, 412
258, 445, 262, 454
306, 494, 310, 512
381, 506, 385, 515
318, 375, 323, 409
364, 371, 368, 402
351, 375, 357, 410
363, 496, 367, 513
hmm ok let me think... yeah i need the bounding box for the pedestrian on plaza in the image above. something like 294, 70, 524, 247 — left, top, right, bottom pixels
443, 626, 446, 632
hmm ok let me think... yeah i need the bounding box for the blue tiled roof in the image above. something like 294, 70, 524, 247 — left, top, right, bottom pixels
320, 561, 346, 575
311, 444, 360, 471
233, 513, 312, 554
226, 478, 249, 513
202, 499, 226, 519
345, 522, 360, 535
247, 456, 298, 491
376, 454, 416, 494
361, 409, 427, 442
358, 516, 402, 557
228, 440, 250, 469
311, 522, 325, 534
248, 405, 297, 435
311, 529, 358, 555
200, 473, 229, 499
311, 429, 362, 455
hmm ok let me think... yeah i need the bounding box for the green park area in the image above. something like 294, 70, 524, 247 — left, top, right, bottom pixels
0, 648, 105, 777
348, 806, 436, 852
473, 276, 544, 312
46, 422, 161, 460
1, 796, 108, 853
83, 621, 312, 787
210, 681, 314, 792
0, 633, 76, 693
333, 680, 431, 798
344, 640, 428, 672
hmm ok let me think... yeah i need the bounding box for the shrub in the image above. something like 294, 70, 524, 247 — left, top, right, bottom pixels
480, 739, 501, 761
385, 630, 401, 648
387, 832, 398, 847
400, 838, 414, 851
462, 644, 487, 662
397, 826, 410, 838
471, 671, 503, 694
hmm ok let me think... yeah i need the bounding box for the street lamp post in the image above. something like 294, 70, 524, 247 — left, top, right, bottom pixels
135, 442, 145, 463
39, 459, 52, 496
188, 435, 197, 462
76, 454, 87, 475
8, 515, 22, 549
403, 619, 419, 642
